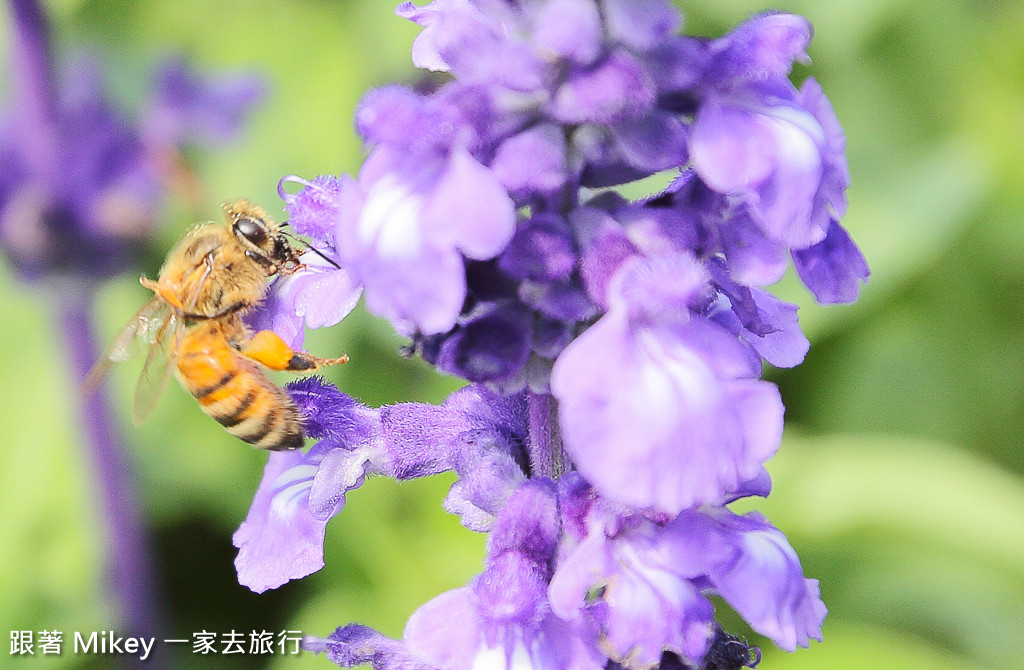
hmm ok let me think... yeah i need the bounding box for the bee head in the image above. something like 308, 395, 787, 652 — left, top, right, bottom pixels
225, 199, 302, 275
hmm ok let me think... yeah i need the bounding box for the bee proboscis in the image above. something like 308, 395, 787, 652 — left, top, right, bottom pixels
86, 199, 347, 450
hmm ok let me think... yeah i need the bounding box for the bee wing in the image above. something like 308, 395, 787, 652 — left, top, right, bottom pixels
181, 255, 214, 313
82, 298, 170, 395
132, 307, 185, 425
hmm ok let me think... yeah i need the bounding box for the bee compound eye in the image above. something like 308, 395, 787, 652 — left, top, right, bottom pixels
233, 217, 268, 247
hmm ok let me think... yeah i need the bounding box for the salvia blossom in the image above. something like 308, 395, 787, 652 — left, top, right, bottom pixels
234, 2, 868, 669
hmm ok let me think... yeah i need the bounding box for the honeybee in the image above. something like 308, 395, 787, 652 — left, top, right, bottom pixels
87, 199, 347, 450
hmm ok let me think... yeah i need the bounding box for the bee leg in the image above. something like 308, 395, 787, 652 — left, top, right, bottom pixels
140, 276, 185, 311
239, 329, 348, 371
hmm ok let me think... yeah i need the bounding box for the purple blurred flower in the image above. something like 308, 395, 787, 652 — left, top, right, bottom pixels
144, 56, 264, 148
0, 34, 263, 280
0, 50, 158, 279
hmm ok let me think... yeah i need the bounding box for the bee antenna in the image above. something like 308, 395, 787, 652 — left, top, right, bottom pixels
279, 220, 291, 228
304, 242, 342, 269
279, 228, 342, 269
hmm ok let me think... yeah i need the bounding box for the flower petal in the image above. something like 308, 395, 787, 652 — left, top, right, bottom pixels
552, 50, 656, 124
793, 218, 869, 304
232, 450, 329, 593
602, 0, 682, 51
423, 146, 516, 259
531, 0, 603, 65
707, 511, 827, 652
490, 124, 569, 199
552, 309, 783, 512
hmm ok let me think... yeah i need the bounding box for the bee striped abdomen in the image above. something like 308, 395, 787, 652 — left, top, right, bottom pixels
177, 324, 305, 451
213, 380, 304, 451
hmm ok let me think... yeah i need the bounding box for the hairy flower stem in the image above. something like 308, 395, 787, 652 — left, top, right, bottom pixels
527, 391, 564, 479
57, 289, 165, 664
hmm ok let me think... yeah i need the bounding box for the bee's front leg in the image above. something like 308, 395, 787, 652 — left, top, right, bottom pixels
238, 329, 348, 371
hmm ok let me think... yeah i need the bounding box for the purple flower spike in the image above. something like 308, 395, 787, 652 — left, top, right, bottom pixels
265, 3, 864, 666
3, 0, 266, 644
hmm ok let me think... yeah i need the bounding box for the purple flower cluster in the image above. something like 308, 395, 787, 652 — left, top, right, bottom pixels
234, 2, 868, 669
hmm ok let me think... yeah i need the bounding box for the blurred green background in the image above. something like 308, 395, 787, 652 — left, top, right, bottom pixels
1, 0, 1022, 668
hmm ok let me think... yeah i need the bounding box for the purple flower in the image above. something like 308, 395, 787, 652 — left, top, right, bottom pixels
549, 477, 824, 663
245, 255, 362, 350
688, 14, 845, 253
793, 218, 870, 304
249, 174, 365, 349
548, 511, 717, 666
278, 86, 516, 336
235, 380, 535, 590
668, 508, 827, 652
234, 378, 505, 591
551, 253, 784, 513
233, 378, 384, 592
243, 177, 363, 349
